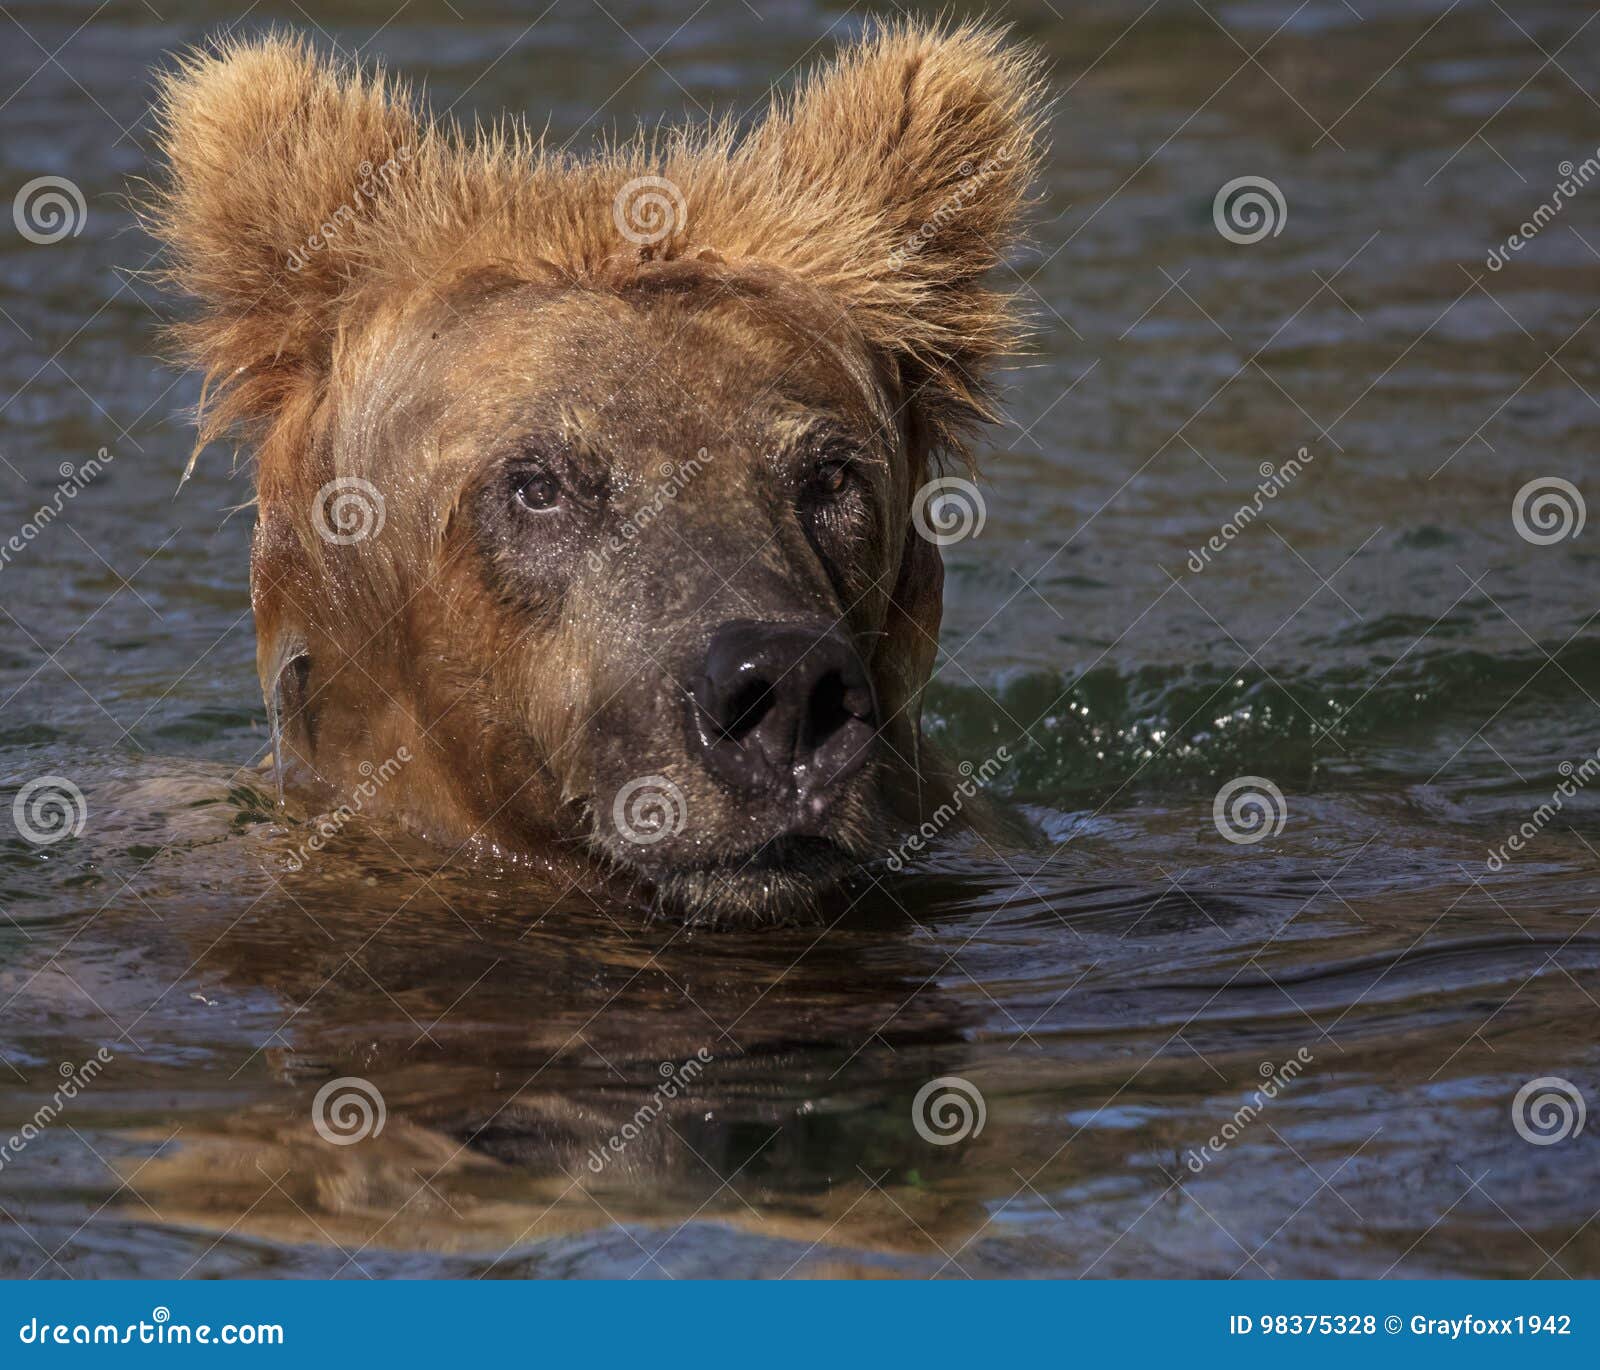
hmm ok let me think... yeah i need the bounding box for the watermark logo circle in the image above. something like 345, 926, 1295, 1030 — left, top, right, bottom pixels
1512, 476, 1585, 545
912, 1075, 987, 1145
1213, 175, 1287, 245
1512, 1076, 1586, 1145
912, 476, 986, 546
13, 176, 86, 244
613, 176, 687, 246
612, 775, 687, 845
312, 476, 386, 545
1212, 775, 1287, 845
312, 1076, 387, 1145
12, 775, 87, 845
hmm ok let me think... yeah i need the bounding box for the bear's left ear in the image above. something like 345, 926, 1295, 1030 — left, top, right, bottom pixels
142, 34, 422, 478
730, 19, 1047, 456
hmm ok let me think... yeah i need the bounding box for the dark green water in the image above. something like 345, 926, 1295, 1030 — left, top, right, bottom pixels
1, 0, 1597, 1277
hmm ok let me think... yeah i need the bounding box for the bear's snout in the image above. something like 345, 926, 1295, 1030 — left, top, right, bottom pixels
688, 620, 876, 811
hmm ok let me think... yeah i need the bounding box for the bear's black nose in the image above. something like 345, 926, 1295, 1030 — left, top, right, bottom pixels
689, 620, 877, 800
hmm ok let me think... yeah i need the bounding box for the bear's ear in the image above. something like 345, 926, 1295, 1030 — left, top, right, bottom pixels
143, 34, 420, 462
736, 20, 1047, 459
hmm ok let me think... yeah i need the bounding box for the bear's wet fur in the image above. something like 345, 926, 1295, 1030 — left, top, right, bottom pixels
143, 20, 1045, 925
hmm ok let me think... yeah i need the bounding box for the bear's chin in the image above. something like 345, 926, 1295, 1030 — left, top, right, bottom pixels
648, 838, 859, 929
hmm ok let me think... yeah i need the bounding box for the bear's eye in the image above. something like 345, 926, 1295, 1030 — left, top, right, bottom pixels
806, 458, 854, 500
511, 467, 562, 512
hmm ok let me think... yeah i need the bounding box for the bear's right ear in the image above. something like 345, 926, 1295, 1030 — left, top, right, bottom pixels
731, 20, 1046, 465
143, 35, 420, 468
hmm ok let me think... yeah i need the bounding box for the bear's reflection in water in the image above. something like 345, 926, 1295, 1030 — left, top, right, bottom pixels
117, 807, 1020, 1272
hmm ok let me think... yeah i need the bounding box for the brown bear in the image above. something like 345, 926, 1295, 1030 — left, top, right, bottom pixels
144, 20, 1044, 925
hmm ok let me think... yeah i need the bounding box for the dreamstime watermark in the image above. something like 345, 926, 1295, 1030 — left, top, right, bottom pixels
17, 1310, 283, 1347
285, 747, 412, 871
0, 1048, 114, 1173
613, 175, 686, 247
587, 450, 713, 571
286, 147, 411, 271
886, 746, 1010, 872
585, 1049, 714, 1173
0, 448, 115, 573
13, 175, 86, 244
611, 774, 687, 845
1212, 776, 1287, 845
1485, 743, 1600, 871
1213, 175, 1287, 245
888, 144, 1018, 268
912, 1075, 986, 1145
1486, 151, 1600, 271
1186, 448, 1314, 573
10, 775, 88, 846
311, 476, 386, 545
1511, 476, 1585, 545
312, 1076, 386, 1146
911, 475, 986, 545
1183, 1048, 1314, 1173
1511, 1076, 1586, 1146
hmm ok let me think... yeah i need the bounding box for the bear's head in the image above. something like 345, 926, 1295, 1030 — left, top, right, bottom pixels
146, 21, 1044, 924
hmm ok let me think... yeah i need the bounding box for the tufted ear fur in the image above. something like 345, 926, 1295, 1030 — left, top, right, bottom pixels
143, 34, 422, 491
733, 18, 1045, 461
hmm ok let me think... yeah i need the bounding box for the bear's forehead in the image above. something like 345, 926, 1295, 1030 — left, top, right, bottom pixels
381, 275, 891, 471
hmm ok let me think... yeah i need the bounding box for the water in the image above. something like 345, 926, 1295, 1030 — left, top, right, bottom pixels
2, 0, 1598, 1278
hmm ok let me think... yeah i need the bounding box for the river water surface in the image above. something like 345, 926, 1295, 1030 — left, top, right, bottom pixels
1, 0, 1597, 1278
